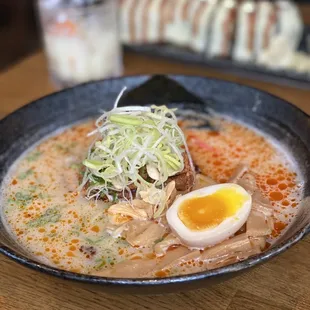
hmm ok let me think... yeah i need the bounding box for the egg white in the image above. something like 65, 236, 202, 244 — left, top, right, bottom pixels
166, 183, 252, 249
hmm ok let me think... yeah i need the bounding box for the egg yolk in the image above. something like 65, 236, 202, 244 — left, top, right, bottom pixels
178, 188, 247, 231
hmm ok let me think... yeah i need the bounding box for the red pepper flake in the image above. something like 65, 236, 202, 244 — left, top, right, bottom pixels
187, 134, 217, 152
155, 270, 169, 278
146, 252, 156, 259
274, 221, 287, 232
50, 20, 77, 36
91, 225, 100, 233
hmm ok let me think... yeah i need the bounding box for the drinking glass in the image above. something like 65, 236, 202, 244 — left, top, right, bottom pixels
37, 0, 123, 88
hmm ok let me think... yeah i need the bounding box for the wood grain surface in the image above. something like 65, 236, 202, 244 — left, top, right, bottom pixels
0, 52, 310, 310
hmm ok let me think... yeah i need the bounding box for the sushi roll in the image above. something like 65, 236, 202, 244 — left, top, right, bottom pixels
164, 0, 192, 47
257, 0, 303, 70
143, 0, 164, 43
275, 0, 303, 53
254, 0, 277, 60
119, 0, 135, 44
158, 0, 176, 42
232, 0, 256, 63
189, 0, 218, 53
207, 0, 237, 58
119, 0, 146, 44
119, 0, 164, 44
132, 0, 150, 43
289, 52, 310, 74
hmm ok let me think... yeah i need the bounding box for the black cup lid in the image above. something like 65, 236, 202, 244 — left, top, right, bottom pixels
40, 0, 104, 8
63, 0, 104, 6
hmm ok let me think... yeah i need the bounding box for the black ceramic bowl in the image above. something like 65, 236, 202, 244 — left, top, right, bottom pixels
0, 75, 309, 294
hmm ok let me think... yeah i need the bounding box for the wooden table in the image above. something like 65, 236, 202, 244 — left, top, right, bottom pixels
0, 52, 310, 310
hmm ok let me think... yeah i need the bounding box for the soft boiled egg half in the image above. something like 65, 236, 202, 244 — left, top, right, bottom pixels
166, 183, 252, 248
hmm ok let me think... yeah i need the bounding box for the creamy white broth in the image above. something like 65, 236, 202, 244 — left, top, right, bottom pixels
1, 118, 303, 277
1, 122, 143, 273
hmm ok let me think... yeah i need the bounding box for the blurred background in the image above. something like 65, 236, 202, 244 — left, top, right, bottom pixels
1, 0, 310, 88
0, 0, 38, 71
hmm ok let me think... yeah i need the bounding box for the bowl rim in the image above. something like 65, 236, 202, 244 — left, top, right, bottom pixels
0, 74, 309, 286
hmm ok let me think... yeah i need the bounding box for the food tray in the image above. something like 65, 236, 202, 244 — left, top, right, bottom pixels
125, 26, 310, 89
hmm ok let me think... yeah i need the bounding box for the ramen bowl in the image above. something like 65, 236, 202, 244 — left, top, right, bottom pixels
0, 75, 309, 294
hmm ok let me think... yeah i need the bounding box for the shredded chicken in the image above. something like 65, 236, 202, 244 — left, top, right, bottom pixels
245, 179, 274, 237
108, 201, 151, 225
145, 249, 201, 277
237, 172, 257, 195
229, 165, 274, 237
193, 174, 217, 190
100, 164, 275, 278
229, 165, 256, 194
124, 220, 166, 248
158, 214, 170, 228
246, 210, 273, 237
202, 234, 257, 258
94, 257, 158, 278
150, 247, 191, 274
94, 233, 266, 278
201, 233, 265, 269
252, 191, 274, 217
106, 200, 154, 237
165, 181, 177, 207
139, 187, 163, 206
228, 164, 248, 183
105, 222, 128, 238
250, 236, 267, 250
94, 247, 191, 278
154, 233, 181, 257
146, 164, 160, 180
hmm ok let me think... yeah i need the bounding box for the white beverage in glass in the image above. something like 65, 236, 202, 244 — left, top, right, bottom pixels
38, 0, 123, 88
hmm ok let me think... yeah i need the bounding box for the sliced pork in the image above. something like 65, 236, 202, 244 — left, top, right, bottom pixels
167, 152, 195, 192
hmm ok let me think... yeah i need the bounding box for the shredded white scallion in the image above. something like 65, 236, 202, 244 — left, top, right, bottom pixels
80, 90, 191, 216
